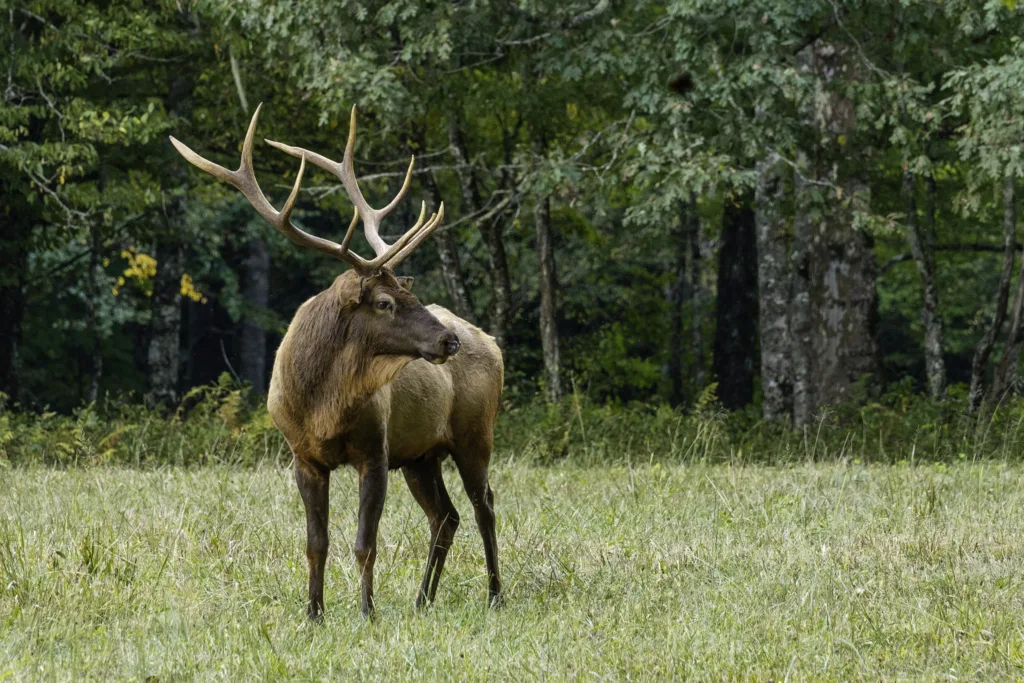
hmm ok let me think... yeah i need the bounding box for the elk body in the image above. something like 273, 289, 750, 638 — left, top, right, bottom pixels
171, 106, 503, 619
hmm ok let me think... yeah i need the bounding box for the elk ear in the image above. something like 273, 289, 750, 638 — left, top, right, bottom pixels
333, 272, 364, 306
356, 274, 383, 303
396, 276, 414, 291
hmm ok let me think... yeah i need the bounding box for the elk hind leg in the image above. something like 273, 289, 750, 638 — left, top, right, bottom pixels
403, 451, 460, 607
452, 441, 501, 606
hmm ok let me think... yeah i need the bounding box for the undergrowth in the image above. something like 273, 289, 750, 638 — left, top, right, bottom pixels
2, 375, 1024, 467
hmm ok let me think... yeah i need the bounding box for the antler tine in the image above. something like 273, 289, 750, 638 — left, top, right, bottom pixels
377, 155, 415, 219
266, 106, 424, 263
170, 104, 373, 275
360, 201, 428, 269
386, 203, 446, 269
339, 208, 360, 255
338, 106, 386, 254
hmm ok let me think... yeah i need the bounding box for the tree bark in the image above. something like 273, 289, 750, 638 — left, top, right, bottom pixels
85, 224, 104, 404
903, 171, 946, 400
691, 219, 705, 393
535, 195, 561, 402
419, 129, 474, 322
239, 237, 269, 394
809, 179, 879, 408
968, 175, 1017, 413
790, 160, 815, 427
436, 230, 475, 322
713, 193, 758, 410
448, 119, 510, 342
666, 202, 694, 406
805, 42, 880, 411
147, 238, 184, 407
990, 177, 1022, 404
482, 218, 512, 352
755, 158, 792, 421
0, 217, 28, 405
482, 122, 522, 353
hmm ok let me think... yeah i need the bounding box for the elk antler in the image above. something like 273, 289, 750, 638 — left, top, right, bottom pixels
265, 106, 444, 271
168, 104, 443, 276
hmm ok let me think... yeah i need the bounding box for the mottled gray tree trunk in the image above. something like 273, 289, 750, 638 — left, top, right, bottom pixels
903, 171, 946, 400
800, 42, 879, 413
968, 176, 1017, 413
808, 178, 878, 409
147, 239, 184, 407
755, 159, 792, 421
535, 196, 561, 402
789, 168, 814, 428
713, 194, 758, 410
240, 237, 269, 394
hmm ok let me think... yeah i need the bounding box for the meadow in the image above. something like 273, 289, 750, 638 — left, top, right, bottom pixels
2, 456, 1023, 681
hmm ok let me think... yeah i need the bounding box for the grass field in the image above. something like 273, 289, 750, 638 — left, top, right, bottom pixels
2, 459, 1023, 680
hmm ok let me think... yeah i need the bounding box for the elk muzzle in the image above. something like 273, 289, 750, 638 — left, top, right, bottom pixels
421, 330, 461, 365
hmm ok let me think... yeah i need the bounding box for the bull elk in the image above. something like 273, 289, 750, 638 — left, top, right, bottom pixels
170, 105, 503, 619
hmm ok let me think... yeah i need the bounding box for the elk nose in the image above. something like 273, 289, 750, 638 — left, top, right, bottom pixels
441, 331, 461, 357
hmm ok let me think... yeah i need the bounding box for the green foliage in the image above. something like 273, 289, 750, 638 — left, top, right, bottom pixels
8, 380, 1024, 468
0, 379, 286, 467
6, 0, 1024, 411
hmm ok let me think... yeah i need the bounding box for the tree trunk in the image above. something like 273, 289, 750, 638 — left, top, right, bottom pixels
239, 237, 269, 394
482, 219, 512, 352
535, 195, 561, 402
755, 159, 792, 421
666, 202, 693, 406
399, 123, 467, 322
804, 42, 879, 411
713, 193, 758, 410
968, 175, 1017, 413
790, 160, 815, 427
147, 239, 184, 407
903, 171, 946, 400
0, 219, 27, 405
436, 231, 475, 322
690, 219, 705, 393
448, 119, 510, 340
808, 179, 878, 408
421, 129, 475, 322
85, 225, 104, 404
990, 177, 1022, 404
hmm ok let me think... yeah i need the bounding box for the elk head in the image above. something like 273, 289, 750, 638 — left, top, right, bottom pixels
169, 104, 460, 364
336, 269, 460, 364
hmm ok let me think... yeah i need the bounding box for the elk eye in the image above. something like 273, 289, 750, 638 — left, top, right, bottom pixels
375, 300, 392, 311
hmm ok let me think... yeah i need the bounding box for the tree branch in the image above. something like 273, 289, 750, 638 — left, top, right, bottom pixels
881, 242, 1024, 272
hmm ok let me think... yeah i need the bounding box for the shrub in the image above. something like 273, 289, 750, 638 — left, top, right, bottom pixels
5, 378, 1024, 468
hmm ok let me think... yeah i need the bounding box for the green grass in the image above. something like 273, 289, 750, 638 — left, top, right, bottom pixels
2, 459, 1024, 680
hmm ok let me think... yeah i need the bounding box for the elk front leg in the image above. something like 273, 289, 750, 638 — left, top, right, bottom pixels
354, 461, 388, 617
295, 459, 330, 621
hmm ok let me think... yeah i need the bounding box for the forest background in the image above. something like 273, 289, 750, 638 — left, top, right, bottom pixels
5, 0, 1024, 456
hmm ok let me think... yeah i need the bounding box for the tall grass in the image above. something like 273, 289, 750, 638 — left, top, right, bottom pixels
2, 461, 1023, 679
3, 378, 1024, 467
